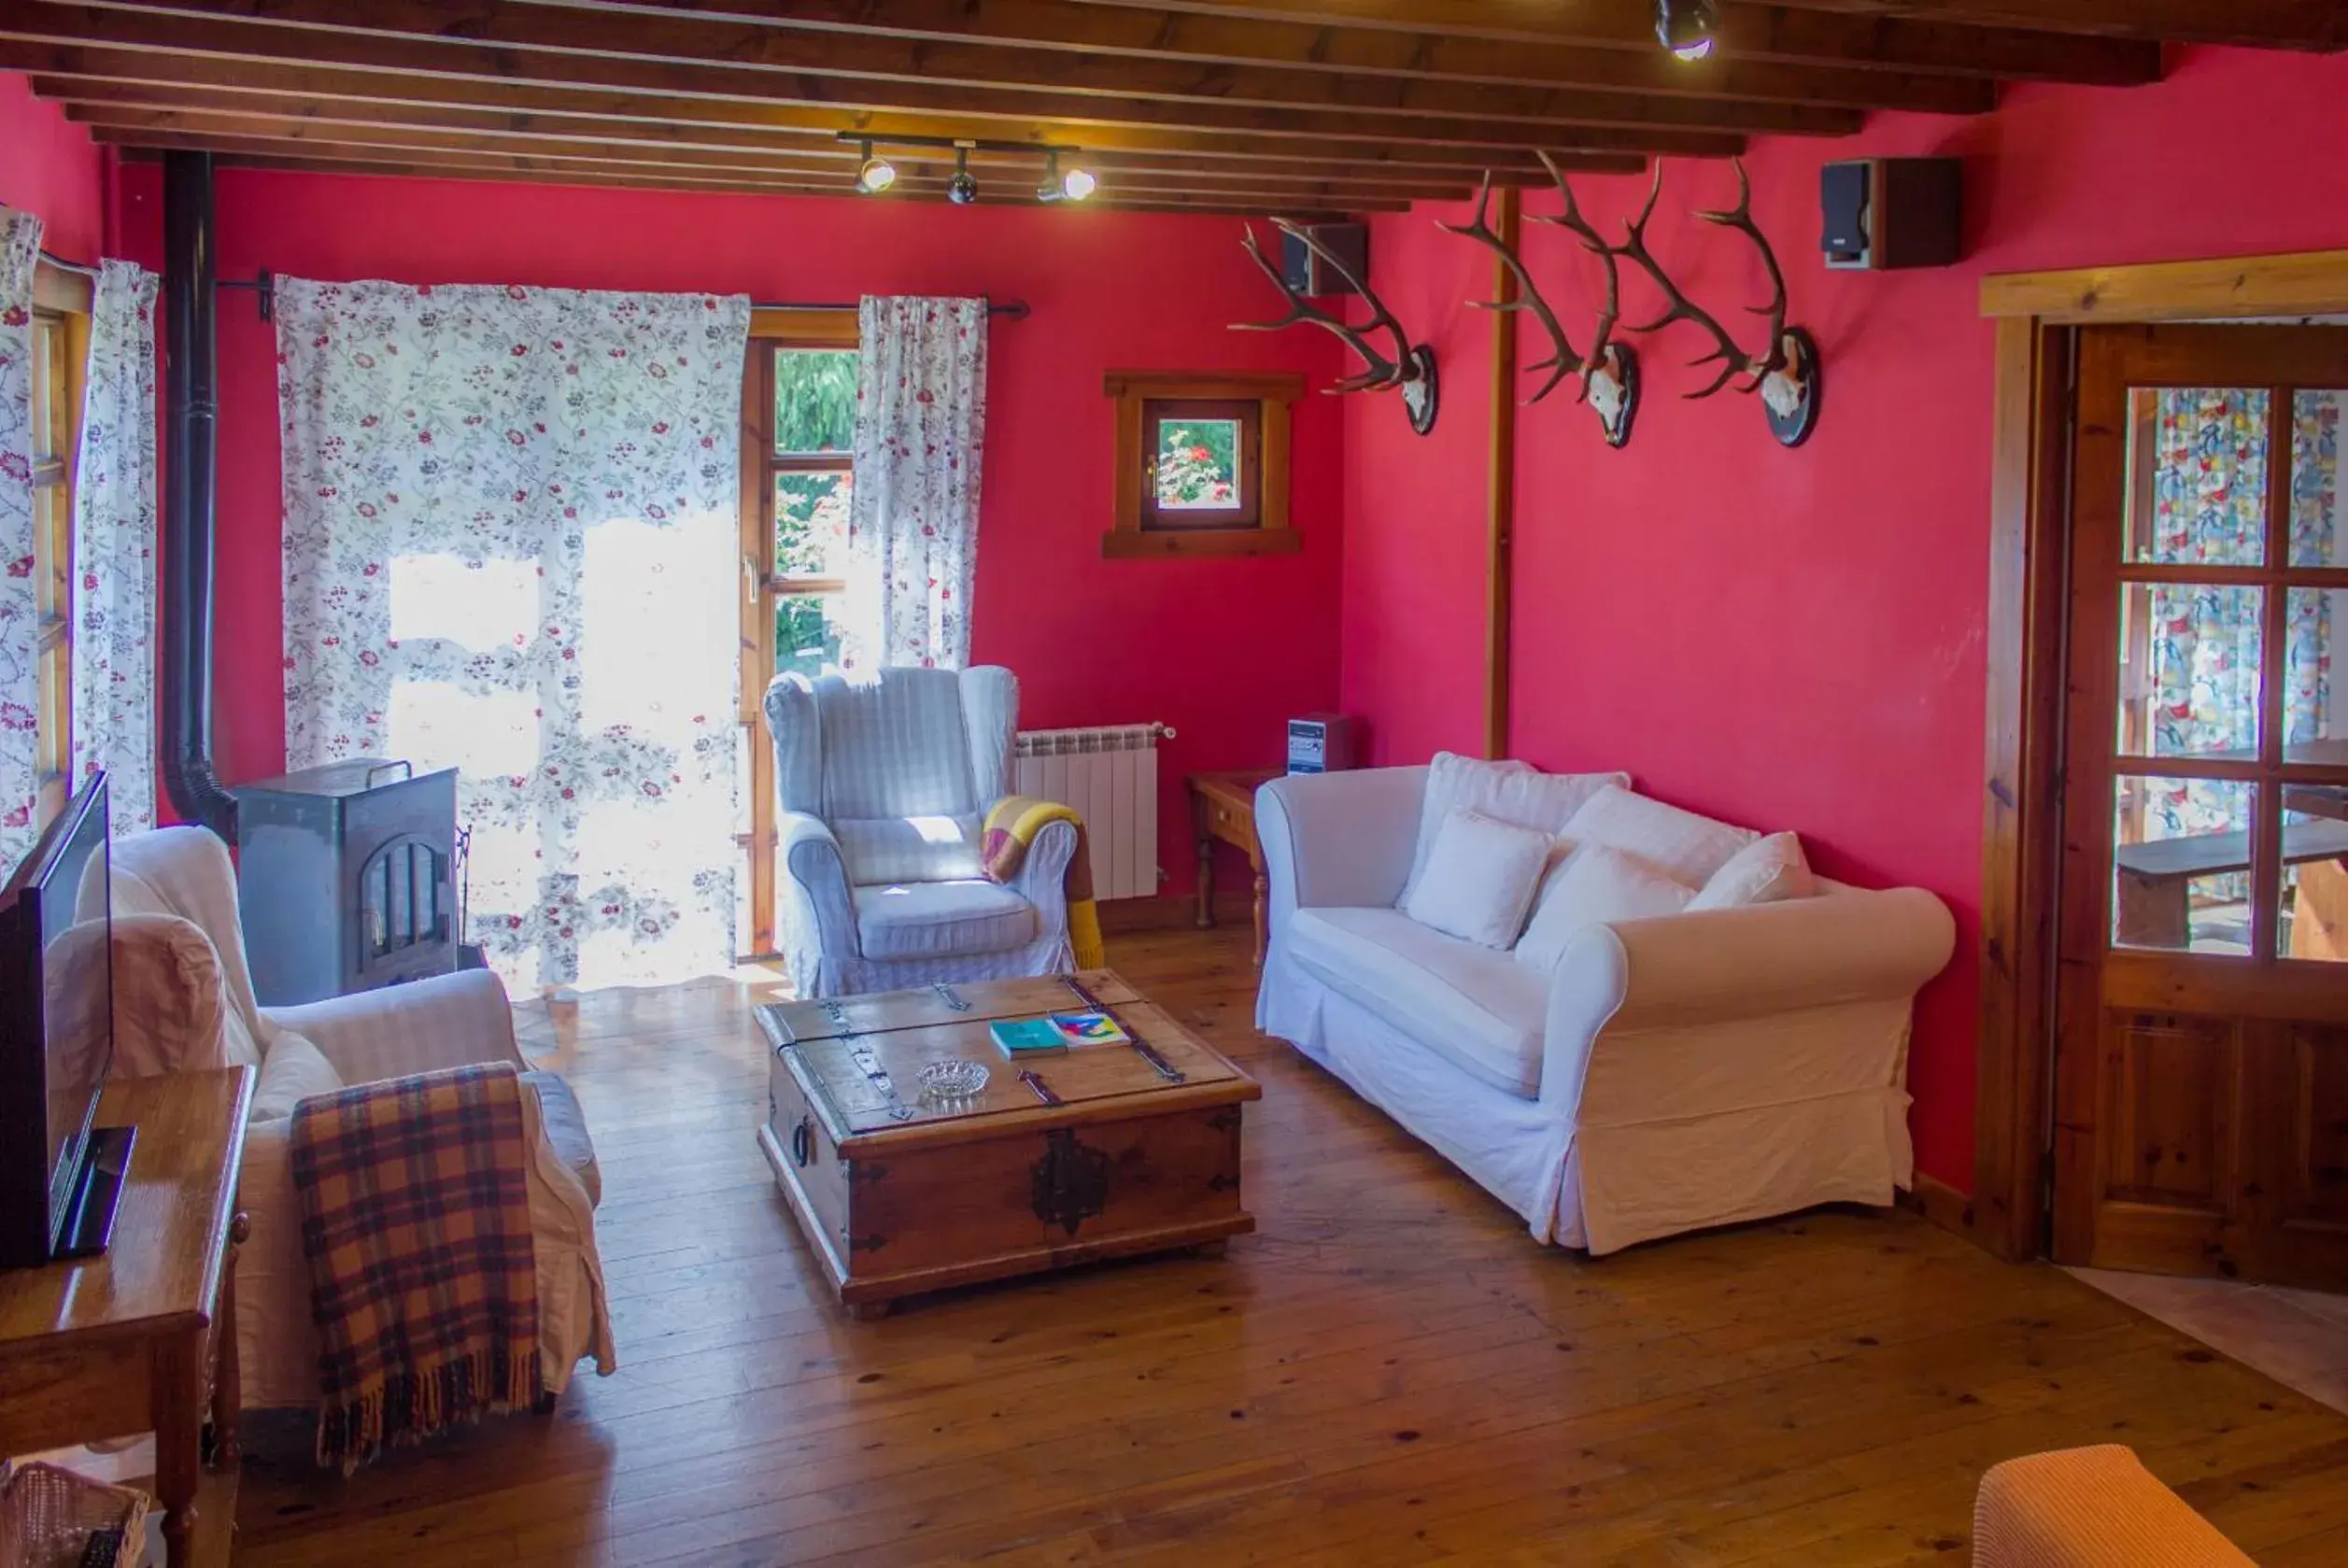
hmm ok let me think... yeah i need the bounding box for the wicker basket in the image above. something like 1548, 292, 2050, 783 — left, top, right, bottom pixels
0, 1460, 149, 1568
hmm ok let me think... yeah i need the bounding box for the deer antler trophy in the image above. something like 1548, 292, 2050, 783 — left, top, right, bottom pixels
1438, 151, 1641, 447
1233, 219, 1439, 435
1610, 157, 1821, 447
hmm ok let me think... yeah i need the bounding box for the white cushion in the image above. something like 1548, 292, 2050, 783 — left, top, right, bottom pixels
1689, 831, 1815, 911
1285, 907, 1550, 1097
1515, 845, 1696, 974
1555, 784, 1759, 890
1401, 810, 1553, 949
854, 878, 1037, 960
248, 1030, 345, 1123
1398, 753, 1630, 904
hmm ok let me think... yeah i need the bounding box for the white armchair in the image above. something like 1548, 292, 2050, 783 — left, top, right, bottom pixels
763, 665, 1078, 997
106, 826, 614, 1413
1255, 766, 1955, 1255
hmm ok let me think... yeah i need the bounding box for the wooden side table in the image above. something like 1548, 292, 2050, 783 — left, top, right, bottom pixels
1188, 770, 1281, 966
0, 1066, 253, 1565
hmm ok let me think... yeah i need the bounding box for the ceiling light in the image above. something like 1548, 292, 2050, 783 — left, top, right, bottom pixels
948, 146, 979, 205
1060, 164, 1098, 203
1655, 0, 1719, 61
855, 141, 896, 194
1036, 149, 1098, 204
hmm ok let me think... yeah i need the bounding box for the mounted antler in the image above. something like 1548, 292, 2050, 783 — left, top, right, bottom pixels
1233, 219, 1440, 433
1436, 154, 1642, 445
1607, 157, 1820, 445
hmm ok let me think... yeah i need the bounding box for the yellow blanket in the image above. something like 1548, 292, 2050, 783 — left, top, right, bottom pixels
983, 797, 1106, 969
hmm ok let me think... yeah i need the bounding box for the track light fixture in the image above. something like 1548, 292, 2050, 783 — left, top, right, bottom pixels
1036, 149, 1099, 204
855, 139, 897, 194
947, 145, 980, 205
1655, 0, 1720, 61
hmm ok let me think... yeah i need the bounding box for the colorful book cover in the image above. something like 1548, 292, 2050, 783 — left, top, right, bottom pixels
990, 1018, 1068, 1057
1050, 1010, 1130, 1046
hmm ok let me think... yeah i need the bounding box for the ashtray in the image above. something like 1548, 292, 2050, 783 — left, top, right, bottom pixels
916, 1059, 991, 1103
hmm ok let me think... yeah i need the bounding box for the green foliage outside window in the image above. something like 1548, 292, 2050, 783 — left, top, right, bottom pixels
1156, 420, 1240, 509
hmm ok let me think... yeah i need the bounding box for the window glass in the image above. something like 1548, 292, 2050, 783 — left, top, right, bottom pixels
2112, 775, 2256, 954
2287, 388, 2344, 568
776, 471, 851, 578
1154, 417, 1242, 511
2115, 584, 2263, 760
774, 348, 857, 458
2125, 387, 2269, 567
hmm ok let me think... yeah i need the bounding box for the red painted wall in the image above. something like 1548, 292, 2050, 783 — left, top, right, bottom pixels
112, 162, 1346, 896
0, 71, 104, 260
1339, 46, 2348, 1189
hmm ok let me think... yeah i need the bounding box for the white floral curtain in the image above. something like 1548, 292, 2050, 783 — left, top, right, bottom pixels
70, 261, 160, 833
842, 296, 986, 672
277, 277, 751, 992
0, 205, 40, 867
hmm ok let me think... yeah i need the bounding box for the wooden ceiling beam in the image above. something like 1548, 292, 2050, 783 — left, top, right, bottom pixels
556, 0, 1997, 112
1749, 0, 2347, 50
100, 134, 1404, 213
45, 86, 1584, 187
18, 0, 1841, 137
65, 105, 1489, 197
13, 55, 1648, 175
1054, 0, 2166, 82
0, 22, 1747, 156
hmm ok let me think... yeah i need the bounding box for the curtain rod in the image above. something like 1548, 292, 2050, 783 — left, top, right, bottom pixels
37, 248, 102, 279
755, 299, 1029, 319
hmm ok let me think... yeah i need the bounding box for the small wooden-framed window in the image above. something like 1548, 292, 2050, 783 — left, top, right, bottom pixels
29, 263, 91, 830
1104, 371, 1301, 558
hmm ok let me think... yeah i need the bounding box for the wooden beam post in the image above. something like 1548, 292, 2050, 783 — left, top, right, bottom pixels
1484, 182, 1520, 762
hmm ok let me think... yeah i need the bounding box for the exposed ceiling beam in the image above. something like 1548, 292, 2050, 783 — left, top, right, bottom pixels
551, 0, 1998, 112
1052, 0, 2168, 81
0, 19, 1750, 156
22, 0, 1841, 137
1752, 0, 2348, 50
64, 105, 1491, 198
104, 134, 1398, 213
9, 49, 1653, 174
43, 83, 1598, 185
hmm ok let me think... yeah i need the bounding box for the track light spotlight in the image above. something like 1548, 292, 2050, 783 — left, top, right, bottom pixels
855, 140, 896, 193
1036, 150, 1099, 204
1060, 164, 1098, 202
1654, 0, 1719, 61
947, 146, 979, 205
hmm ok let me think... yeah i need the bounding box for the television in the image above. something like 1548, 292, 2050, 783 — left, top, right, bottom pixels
0, 772, 134, 1268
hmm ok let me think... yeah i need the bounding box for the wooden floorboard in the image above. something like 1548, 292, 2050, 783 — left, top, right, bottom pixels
233, 926, 2348, 1564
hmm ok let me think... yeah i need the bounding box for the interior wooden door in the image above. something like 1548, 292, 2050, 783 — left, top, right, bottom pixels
2056, 325, 2348, 1290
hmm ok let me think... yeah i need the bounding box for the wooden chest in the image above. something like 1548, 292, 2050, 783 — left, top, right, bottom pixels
756, 972, 1259, 1319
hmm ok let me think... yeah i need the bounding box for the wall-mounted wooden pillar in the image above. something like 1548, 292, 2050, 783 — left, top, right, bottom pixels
1484, 183, 1521, 761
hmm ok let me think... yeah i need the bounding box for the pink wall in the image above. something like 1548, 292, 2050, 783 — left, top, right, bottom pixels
1338, 46, 2348, 1189
0, 71, 104, 259
112, 162, 1347, 896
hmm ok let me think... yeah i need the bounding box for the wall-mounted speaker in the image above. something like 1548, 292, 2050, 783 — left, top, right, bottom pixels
1280, 222, 1369, 296
1820, 157, 1962, 271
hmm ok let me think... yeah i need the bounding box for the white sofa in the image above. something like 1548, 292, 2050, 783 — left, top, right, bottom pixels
1254, 764, 1956, 1255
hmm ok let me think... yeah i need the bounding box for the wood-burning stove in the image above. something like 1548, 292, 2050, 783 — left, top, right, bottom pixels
233, 760, 460, 1006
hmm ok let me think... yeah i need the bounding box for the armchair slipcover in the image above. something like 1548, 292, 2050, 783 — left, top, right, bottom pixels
105, 826, 614, 1412
763, 666, 1078, 997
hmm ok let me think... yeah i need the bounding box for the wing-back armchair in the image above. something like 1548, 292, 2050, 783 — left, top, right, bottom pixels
764, 665, 1078, 997
106, 826, 614, 1413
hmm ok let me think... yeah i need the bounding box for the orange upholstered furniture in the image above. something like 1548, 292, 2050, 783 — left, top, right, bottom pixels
1973, 1446, 2256, 1567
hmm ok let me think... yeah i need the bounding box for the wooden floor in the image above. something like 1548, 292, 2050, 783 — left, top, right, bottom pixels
233, 926, 2348, 1566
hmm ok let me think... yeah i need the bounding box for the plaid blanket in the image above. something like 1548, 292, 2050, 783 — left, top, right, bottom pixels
290, 1061, 543, 1472
983, 796, 1106, 968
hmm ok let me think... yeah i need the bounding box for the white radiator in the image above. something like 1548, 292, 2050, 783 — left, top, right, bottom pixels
1012, 723, 1174, 901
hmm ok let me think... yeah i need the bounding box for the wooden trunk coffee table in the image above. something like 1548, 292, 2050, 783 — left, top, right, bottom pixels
756, 971, 1259, 1320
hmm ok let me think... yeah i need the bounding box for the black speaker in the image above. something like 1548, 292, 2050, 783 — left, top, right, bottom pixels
1821, 157, 1961, 271
1280, 221, 1369, 296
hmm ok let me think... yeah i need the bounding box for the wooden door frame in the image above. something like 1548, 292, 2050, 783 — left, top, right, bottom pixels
1972, 247, 2348, 1263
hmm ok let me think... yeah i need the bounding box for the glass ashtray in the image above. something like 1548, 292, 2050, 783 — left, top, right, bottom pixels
916, 1059, 991, 1103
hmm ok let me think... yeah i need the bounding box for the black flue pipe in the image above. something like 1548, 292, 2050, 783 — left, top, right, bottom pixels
159, 150, 238, 841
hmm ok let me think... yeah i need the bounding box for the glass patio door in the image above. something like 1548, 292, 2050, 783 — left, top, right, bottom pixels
2055, 324, 2348, 1289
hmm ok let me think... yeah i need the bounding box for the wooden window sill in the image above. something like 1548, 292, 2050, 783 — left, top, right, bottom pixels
1103, 529, 1300, 560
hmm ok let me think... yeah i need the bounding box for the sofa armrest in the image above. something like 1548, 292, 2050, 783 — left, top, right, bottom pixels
1541, 886, 1956, 1116
264, 968, 524, 1084
107, 912, 232, 1079
1974, 1447, 2256, 1568
1256, 767, 1427, 941
779, 810, 859, 961
997, 813, 1078, 936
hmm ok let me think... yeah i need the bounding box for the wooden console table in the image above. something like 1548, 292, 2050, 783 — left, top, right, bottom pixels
0, 1067, 253, 1565
1187, 769, 1281, 966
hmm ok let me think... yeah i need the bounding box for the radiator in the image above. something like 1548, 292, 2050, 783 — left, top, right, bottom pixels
1012, 723, 1174, 901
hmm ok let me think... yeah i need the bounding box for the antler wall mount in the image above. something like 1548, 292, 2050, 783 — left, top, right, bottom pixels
1232, 219, 1439, 436
1610, 157, 1821, 448
1440, 151, 1641, 448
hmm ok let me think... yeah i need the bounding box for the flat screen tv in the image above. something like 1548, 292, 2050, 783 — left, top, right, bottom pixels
0, 772, 133, 1268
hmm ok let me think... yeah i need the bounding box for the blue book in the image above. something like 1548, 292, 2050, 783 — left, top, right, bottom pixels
990, 1018, 1068, 1058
